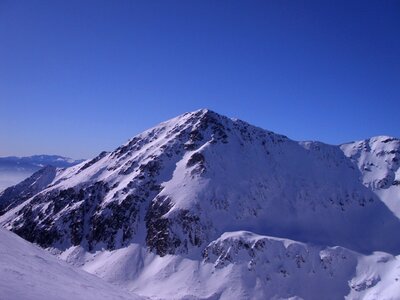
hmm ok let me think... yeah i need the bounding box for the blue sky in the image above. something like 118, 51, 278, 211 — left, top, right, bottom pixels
1, 0, 399, 159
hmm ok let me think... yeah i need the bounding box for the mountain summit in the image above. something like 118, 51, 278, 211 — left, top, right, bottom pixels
1, 109, 399, 299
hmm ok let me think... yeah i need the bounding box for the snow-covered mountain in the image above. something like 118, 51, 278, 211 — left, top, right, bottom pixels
341, 136, 400, 218
0, 228, 143, 300
0, 155, 84, 191
1, 109, 399, 299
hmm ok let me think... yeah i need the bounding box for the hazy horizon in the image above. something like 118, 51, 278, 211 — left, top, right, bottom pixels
0, 107, 399, 160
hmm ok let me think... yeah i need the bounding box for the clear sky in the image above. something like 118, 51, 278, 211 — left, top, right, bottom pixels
1, 0, 399, 159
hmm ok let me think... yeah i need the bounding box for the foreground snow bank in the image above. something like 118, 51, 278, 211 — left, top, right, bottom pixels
0, 228, 142, 300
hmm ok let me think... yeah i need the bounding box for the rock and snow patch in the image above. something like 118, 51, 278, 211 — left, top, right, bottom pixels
341, 136, 400, 218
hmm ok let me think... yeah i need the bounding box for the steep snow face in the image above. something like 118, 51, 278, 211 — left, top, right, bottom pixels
0, 228, 143, 300
341, 136, 400, 217
1, 109, 400, 255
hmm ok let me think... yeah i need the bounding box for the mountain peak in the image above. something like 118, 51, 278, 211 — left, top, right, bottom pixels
175, 108, 224, 127
188, 108, 213, 115
1, 110, 400, 300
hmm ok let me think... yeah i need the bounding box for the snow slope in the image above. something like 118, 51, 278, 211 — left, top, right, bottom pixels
58, 231, 400, 300
341, 136, 400, 218
1, 109, 400, 299
0, 228, 143, 300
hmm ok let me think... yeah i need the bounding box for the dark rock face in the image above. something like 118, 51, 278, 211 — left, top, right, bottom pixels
145, 196, 207, 256
7, 178, 165, 251
145, 196, 178, 256
10, 182, 109, 249
187, 153, 205, 167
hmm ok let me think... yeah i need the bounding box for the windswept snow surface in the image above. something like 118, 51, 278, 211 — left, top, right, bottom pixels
0, 228, 143, 300
1, 109, 400, 299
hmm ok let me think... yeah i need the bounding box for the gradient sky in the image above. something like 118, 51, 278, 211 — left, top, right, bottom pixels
1, 0, 399, 159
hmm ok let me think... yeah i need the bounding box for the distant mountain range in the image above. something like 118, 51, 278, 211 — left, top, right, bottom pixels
1, 109, 399, 299
0, 155, 84, 191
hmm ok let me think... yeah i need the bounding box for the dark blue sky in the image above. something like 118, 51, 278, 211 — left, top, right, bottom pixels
1, 1, 399, 159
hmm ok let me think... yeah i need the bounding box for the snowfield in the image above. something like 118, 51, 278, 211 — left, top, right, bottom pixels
0, 109, 399, 299
0, 228, 142, 300
52, 231, 400, 300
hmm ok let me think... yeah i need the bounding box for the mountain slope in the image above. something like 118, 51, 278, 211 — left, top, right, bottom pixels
59, 230, 400, 300
0, 228, 142, 300
0, 166, 58, 215
341, 136, 400, 217
1, 109, 400, 299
